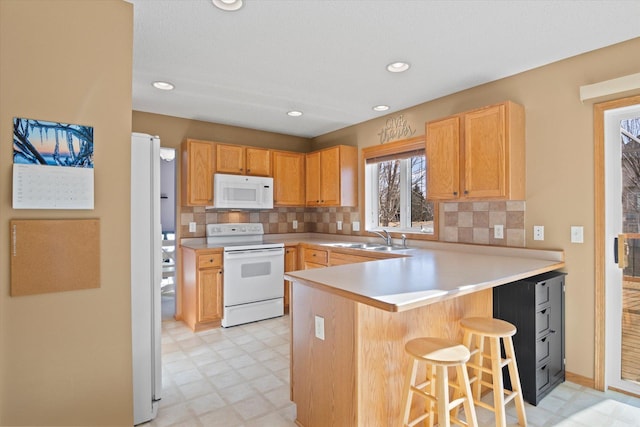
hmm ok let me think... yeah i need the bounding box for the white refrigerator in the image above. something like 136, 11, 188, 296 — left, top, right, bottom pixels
131, 132, 162, 425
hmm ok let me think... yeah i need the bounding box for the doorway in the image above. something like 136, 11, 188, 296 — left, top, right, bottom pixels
160, 147, 176, 320
597, 95, 640, 395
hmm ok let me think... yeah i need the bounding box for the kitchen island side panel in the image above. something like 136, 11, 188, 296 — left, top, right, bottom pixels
291, 281, 357, 427
357, 288, 492, 426
291, 279, 492, 426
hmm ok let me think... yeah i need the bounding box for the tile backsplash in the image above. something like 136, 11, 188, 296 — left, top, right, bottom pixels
180, 206, 361, 238
181, 202, 525, 247
440, 201, 525, 247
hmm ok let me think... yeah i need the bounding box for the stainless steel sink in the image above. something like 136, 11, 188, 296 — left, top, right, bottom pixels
325, 242, 409, 251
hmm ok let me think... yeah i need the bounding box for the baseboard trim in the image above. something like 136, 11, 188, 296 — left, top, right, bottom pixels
566, 371, 596, 389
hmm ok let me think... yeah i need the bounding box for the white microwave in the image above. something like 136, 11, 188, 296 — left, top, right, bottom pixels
213, 173, 274, 209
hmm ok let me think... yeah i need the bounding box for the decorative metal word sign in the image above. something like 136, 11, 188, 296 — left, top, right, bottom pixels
377, 114, 416, 144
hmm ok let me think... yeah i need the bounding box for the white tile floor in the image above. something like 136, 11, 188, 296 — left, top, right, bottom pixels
146, 314, 640, 427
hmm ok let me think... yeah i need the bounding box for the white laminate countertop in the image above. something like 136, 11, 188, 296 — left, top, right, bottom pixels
181, 233, 565, 312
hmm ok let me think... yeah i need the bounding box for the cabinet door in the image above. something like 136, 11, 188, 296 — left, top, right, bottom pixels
246, 147, 271, 176
182, 139, 214, 206
284, 246, 298, 310
198, 267, 222, 322
216, 144, 245, 174
273, 151, 305, 206
320, 146, 341, 205
464, 104, 506, 198
305, 151, 321, 206
426, 116, 460, 200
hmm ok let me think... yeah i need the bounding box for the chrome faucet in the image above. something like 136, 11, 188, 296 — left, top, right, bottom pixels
370, 229, 392, 246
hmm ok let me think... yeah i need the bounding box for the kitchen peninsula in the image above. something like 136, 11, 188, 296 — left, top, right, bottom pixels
284, 243, 564, 427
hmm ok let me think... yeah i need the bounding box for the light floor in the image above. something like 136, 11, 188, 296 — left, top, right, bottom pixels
147, 313, 640, 427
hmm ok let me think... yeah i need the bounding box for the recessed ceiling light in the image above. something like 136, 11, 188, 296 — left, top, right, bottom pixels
386, 62, 410, 73
373, 105, 390, 112
152, 81, 174, 91
212, 0, 243, 11
287, 110, 303, 117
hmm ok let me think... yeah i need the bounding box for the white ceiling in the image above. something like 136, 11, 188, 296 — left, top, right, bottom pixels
129, 0, 640, 138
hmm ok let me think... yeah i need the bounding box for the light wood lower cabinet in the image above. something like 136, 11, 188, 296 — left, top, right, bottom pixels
303, 247, 328, 269
182, 247, 223, 331
284, 246, 298, 312
329, 251, 377, 266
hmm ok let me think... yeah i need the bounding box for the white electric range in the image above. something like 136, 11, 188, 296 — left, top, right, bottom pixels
206, 223, 284, 327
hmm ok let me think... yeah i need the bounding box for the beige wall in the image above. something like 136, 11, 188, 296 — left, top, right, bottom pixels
313, 37, 640, 379
132, 111, 312, 153
0, 1, 134, 425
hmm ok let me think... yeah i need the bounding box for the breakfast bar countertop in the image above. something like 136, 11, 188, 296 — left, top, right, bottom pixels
282, 237, 565, 312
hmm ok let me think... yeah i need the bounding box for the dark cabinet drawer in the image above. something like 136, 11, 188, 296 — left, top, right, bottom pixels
535, 307, 551, 339
536, 364, 551, 393
535, 281, 551, 308
536, 334, 551, 367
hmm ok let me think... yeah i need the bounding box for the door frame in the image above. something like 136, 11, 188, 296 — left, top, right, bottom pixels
594, 94, 640, 391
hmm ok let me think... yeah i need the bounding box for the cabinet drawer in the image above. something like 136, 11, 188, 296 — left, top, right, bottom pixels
536, 334, 551, 367
304, 249, 328, 265
198, 253, 222, 268
535, 307, 551, 339
535, 281, 551, 308
536, 364, 551, 393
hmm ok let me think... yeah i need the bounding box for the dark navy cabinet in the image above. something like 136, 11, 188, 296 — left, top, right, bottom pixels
493, 271, 566, 405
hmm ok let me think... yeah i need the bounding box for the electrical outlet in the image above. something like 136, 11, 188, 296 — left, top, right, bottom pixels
337, 221, 342, 230
494, 224, 504, 239
352, 221, 360, 232
314, 315, 325, 340
292, 220, 298, 230
571, 226, 584, 243
533, 225, 544, 241
189, 222, 196, 233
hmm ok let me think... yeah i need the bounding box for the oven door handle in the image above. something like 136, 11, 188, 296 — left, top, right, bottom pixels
224, 248, 284, 258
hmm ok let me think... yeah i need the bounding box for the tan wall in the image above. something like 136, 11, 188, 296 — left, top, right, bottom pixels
313, 37, 640, 379
0, 1, 134, 425
132, 111, 312, 153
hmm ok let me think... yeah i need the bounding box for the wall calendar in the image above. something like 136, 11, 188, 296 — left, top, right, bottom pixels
12, 117, 94, 210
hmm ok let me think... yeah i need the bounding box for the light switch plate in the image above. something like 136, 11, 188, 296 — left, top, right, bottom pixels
189, 222, 196, 232
314, 315, 325, 340
337, 221, 342, 230
352, 221, 360, 232
571, 226, 584, 243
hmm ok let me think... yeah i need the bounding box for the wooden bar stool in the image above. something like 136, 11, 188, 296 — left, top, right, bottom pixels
460, 317, 527, 427
402, 337, 478, 427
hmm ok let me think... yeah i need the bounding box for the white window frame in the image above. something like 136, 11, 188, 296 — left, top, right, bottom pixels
365, 155, 430, 234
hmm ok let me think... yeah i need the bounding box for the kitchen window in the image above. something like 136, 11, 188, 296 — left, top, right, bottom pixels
363, 137, 437, 238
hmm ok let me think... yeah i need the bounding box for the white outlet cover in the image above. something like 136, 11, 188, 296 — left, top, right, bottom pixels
189, 222, 196, 232
292, 220, 298, 229
494, 224, 504, 239
533, 225, 544, 241
352, 221, 360, 232
337, 220, 342, 230
314, 315, 325, 340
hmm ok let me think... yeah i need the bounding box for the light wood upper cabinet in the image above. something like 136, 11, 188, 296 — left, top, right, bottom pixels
245, 147, 271, 176
305, 145, 358, 207
426, 101, 525, 201
181, 139, 214, 206
216, 143, 271, 176
272, 150, 305, 206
